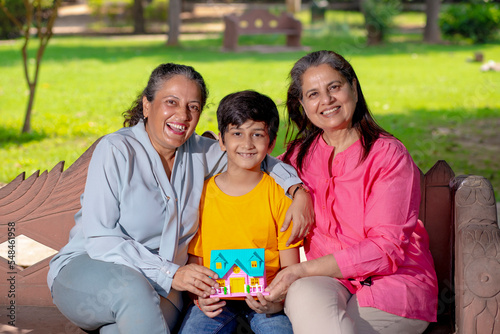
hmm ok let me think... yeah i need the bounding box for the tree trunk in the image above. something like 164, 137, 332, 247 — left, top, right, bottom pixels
286, 0, 301, 13
22, 84, 36, 133
360, 0, 383, 46
167, 0, 181, 46
133, 0, 145, 34
423, 0, 442, 44
366, 27, 383, 45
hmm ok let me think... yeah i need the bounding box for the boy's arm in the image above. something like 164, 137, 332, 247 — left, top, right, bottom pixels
188, 255, 203, 265
279, 247, 301, 269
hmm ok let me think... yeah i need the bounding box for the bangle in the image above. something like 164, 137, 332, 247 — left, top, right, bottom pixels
292, 184, 309, 199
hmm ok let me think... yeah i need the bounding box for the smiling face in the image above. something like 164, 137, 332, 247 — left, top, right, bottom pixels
219, 120, 274, 174
143, 75, 202, 158
300, 63, 358, 136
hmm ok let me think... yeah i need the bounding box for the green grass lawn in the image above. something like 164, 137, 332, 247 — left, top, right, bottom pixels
1, 10, 499, 199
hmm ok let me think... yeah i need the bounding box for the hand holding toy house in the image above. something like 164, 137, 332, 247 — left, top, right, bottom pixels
210, 248, 270, 299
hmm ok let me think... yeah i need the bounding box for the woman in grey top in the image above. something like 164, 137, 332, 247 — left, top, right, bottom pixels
48, 63, 313, 333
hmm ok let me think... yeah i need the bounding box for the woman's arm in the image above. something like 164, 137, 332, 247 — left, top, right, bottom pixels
332, 146, 421, 281
81, 138, 216, 298
266, 254, 342, 302
281, 185, 314, 246
279, 247, 301, 269
246, 248, 302, 314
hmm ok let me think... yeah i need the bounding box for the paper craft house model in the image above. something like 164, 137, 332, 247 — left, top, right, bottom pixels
210, 248, 269, 299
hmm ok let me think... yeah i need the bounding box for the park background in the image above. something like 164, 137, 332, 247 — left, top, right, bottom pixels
0, 1, 499, 332
1, 0, 499, 265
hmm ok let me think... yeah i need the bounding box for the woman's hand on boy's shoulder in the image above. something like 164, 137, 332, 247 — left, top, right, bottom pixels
283, 187, 315, 246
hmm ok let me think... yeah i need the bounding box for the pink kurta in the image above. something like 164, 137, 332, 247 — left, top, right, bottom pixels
283, 135, 438, 322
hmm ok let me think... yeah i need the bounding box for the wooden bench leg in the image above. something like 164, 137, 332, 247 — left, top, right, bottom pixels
223, 29, 238, 51
286, 34, 301, 48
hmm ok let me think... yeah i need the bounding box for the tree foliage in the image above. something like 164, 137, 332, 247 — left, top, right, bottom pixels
440, 1, 500, 43
0, 0, 63, 133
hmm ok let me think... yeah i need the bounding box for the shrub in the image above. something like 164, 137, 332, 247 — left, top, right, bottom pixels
0, 0, 25, 39
88, 0, 169, 26
440, 2, 500, 44
145, 0, 169, 22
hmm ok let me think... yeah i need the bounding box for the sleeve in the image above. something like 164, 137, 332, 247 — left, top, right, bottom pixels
197, 135, 302, 193
333, 145, 421, 280
264, 154, 302, 194
80, 138, 179, 297
198, 136, 227, 179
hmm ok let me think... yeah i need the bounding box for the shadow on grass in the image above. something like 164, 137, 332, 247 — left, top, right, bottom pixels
0, 126, 47, 148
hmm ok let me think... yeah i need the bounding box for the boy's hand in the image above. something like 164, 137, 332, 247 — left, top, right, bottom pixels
172, 263, 218, 298
245, 293, 283, 314
198, 296, 226, 318
282, 187, 315, 246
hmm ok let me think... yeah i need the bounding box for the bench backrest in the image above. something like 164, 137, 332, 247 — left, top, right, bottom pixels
0, 138, 101, 306
419, 161, 455, 332
224, 9, 300, 33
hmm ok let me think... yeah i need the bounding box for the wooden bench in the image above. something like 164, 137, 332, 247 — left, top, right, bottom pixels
222, 9, 303, 51
1, 136, 499, 333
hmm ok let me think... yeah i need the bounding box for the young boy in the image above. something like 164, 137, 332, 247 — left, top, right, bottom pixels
178, 90, 302, 334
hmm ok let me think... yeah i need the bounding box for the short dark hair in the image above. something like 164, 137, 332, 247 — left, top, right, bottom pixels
217, 90, 279, 147
123, 63, 208, 127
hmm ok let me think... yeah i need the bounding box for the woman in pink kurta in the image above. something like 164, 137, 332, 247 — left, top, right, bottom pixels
267, 51, 438, 333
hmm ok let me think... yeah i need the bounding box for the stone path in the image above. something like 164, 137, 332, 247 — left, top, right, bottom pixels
53, 3, 98, 34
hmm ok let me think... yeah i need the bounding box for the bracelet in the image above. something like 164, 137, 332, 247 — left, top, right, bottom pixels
194, 299, 201, 310
292, 184, 309, 199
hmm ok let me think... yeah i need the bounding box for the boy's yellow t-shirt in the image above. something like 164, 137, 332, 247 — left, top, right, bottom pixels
188, 172, 302, 284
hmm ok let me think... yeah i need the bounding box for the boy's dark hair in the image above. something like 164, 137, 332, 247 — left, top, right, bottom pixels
217, 90, 279, 147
